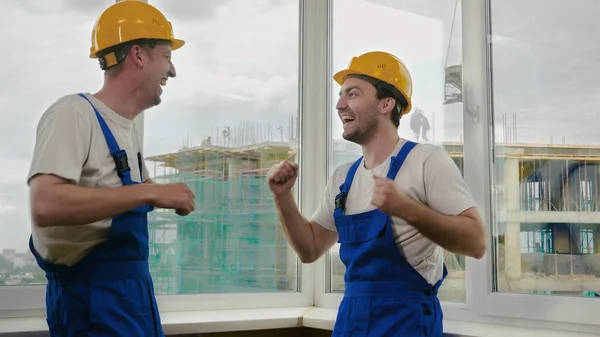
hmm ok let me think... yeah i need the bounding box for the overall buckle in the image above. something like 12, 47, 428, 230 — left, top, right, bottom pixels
112, 150, 130, 178
335, 192, 347, 212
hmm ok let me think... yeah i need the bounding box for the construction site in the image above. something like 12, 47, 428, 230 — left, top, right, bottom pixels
143, 118, 600, 298
144, 120, 300, 295
443, 142, 600, 298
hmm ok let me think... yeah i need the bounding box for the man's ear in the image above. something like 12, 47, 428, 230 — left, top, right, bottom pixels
129, 45, 147, 69
380, 97, 396, 114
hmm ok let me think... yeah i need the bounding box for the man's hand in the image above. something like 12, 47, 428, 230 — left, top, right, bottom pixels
371, 175, 486, 259
149, 183, 196, 216
371, 175, 412, 216
267, 160, 298, 199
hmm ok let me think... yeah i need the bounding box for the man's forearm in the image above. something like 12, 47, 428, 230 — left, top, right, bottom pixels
32, 183, 155, 228
395, 200, 486, 258
273, 192, 318, 263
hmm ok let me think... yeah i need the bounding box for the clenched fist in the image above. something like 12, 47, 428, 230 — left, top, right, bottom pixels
267, 160, 298, 198
150, 183, 196, 216
371, 175, 406, 216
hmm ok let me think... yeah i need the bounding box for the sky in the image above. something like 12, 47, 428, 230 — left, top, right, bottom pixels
1, 0, 600, 253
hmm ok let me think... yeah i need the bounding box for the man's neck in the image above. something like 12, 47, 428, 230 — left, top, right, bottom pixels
93, 84, 145, 120
361, 129, 400, 169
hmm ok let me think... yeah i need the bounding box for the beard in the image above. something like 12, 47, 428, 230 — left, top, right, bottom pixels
153, 94, 162, 106
342, 110, 379, 145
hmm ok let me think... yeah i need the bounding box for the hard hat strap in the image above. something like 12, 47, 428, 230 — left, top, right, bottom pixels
98, 39, 169, 71
99, 48, 129, 71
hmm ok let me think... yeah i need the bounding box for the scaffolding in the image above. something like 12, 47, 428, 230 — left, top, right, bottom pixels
146, 142, 298, 295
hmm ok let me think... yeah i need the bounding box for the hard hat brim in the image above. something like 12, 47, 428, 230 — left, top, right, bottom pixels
171, 38, 185, 51
333, 69, 359, 86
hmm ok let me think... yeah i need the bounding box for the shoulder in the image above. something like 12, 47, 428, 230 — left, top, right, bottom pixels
38, 93, 94, 124
324, 159, 361, 194
46, 93, 91, 112
400, 141, 457, 172
406, 142, 445, 163
416, 143, 457, 169
331, 159, 359, 182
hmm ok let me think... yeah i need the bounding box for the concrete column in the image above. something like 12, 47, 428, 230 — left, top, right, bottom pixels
228, 157, 242, 181
505, 158, 522, 279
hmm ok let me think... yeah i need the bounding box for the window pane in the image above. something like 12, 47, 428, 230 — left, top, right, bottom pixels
0, 0, 300, 295
0, 1, 117, 286
146, 0, 300, 294
328, 0, 466, 302
491, 0, 600, 297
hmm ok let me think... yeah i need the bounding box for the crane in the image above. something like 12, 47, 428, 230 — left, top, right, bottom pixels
444, 0, 462, 105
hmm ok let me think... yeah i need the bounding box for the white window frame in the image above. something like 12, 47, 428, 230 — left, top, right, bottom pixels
152, 0, 323, 314
466, 0, 600, 331
314, 0, 472, 319
315, 0, 600, 335
0, 0, 318, 319
4, 1, 600, 335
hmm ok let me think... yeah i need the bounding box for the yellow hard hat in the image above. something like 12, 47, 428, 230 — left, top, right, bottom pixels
90, 0, 185, 70
333, 51, 413, 114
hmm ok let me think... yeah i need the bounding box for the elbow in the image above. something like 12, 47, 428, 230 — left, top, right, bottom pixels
464, 215, 487, 259
298, 246, 322, 264
472, 241, 487, 259
299, 257, 315, 264
471, 228, 487, 259
298, 252, 318, 264
31, 188, 58, 228
29, 175, 65, 228
32, 201, 54, 228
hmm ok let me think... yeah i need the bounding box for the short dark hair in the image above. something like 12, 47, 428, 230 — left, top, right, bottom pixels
348, 74, 409, 129
375, 85, 408, 129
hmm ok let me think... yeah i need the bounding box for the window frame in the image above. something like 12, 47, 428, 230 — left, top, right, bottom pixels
150, 0, 321, 314
315, 0, 473, 320
316, 0, 600, 334
0, 0, 316, 319
4, 0, 600, 334
467, 0, 600, 330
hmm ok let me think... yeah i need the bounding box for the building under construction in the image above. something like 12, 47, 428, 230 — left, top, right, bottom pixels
442, 142, 600, 298
145, 140, 298, 295
145, 137, 600, 298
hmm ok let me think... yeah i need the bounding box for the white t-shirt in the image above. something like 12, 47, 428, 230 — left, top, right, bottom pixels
27, 93, 150, 266
311, 138, 476, 285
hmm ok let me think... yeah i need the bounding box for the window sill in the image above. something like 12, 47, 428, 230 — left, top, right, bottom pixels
0, 307, 312, 336
0, 306, 494, 337
1, 306, 599, 337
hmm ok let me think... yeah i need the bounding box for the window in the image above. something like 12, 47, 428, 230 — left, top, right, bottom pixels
490, 0, 600, 299
327, 0, 466, 303
0, 1, 114, 290
463, 0, 600, 327
140, 0, 302, 296
0, 0, 305, 315
3, 0, 600, 335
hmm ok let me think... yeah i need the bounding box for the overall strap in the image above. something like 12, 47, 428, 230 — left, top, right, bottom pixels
78, 94, 153, 214
386, 141, 417, 180
78, 93, 140, 185
334, 156, 363, 215
334, 141, 417, 214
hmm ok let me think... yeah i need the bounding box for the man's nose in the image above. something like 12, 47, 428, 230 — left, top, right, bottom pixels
336, 96, 347, 111
168, 62, 177, 78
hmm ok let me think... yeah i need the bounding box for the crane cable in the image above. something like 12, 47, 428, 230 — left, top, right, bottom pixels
444, 0, 459, 68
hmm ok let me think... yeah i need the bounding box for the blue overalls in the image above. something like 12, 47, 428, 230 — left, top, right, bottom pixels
332, 141, 448, 336
28, 93, 163, 336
